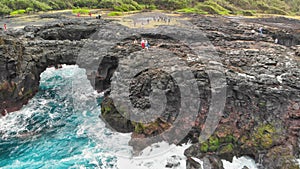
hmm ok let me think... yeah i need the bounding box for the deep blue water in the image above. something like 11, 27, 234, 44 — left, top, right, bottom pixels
0, 65, 131, 169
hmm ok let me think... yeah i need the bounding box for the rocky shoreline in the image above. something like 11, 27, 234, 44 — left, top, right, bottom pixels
0, 13, 300, 168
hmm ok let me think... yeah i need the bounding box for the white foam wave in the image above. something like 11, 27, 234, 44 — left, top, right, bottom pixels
117, 142, 191, 169
222, 156, 258, 169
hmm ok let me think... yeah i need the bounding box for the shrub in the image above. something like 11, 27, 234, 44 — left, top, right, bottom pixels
196, 2, 230, 15
156, 0, 190, 10
226, 0, 251, 9
203, 1, 231, 15
10, 9, 26, 15
48, 1, 60, 10
266, 6, 289, 15
98, 0, 114, 9
73, 0, 97, 8
255, 1, 270, 11
177, 7, 198, 13
0, 4, 12, 15
32, 1, 52, 11
177, 7, 208, 14
113, 4, 126, 11
237, 10, 256, 16
200, 142, 209, 152
72, 8, 90, 14
129, 0, 142, 10
128, 4, 136, 11
107, 11, 123, 16
213, 0, 241, 14
26, 7, 33, 13
11, 0, 30, 10
148, 4, 156, 10
114, 2, 140, 12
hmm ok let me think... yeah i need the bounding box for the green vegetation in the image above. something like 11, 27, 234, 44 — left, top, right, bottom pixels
10, 9, 26, 15
236, 10, 256, 16
200, 142, 209, 152
101, 106, 111, 116
238, 123, 280, 151
199, 134, 236, 154
176, 8, 208, 14
253, 124, 276, 149
72, 8, 90, 14
196, 1, 231, 15
134, 122, 145, 134
0, 0, 300, 16
208, 136, 220, 151
107, 11, 123, 16
220, 143, 234, 154
131, 118, 171, 136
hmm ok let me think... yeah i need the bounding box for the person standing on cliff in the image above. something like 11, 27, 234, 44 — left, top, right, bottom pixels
141, 39, 145, 49
145, 40, 150, 50
259, 27, 263, 35
4, 24, 7, 31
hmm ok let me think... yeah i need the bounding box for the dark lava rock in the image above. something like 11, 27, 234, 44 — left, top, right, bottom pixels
1, 15, 300, 169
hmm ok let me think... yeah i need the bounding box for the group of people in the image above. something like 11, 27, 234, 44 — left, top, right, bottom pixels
153, 16, 171, 23
132, 16, 171, 28
77, 12, 92, 17
76, 12, 101, 19
141, 39, 150, 49
134, 39, 150, 50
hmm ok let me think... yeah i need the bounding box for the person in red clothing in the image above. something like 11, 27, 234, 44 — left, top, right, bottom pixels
88, 12, 92, 17
4, 24, 7, 31
141, 39, 145, 49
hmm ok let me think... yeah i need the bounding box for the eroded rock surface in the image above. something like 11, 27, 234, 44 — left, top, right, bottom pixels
0, 15, 300, 168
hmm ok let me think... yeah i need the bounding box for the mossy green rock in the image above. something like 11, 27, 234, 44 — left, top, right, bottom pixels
220, 143, 234, 154
100, 97, 134, 133
253, 124, 276, 149
200, 142, 209, 153
209, 136, 219, 146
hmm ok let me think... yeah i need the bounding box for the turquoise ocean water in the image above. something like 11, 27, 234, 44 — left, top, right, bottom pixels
0, 65, 132, 169
0, 65, 262, 169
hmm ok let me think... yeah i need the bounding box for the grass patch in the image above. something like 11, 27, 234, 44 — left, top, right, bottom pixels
177, 7, 208, 14
177, 8, 197, 13
265, 6, 289, 15
10, 9, 26, 16
147, 4, 157, 10
237, 10, 256, 16
196, 1, 231, 15
72, 8, 90, 14
213, 0, 241, 13
107, 11, 123, 16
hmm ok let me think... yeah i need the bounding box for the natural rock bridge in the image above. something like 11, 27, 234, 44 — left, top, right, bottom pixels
0, 16, 300, 168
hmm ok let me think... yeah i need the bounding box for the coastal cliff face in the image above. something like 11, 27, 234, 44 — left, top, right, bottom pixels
0, 15, 300, 168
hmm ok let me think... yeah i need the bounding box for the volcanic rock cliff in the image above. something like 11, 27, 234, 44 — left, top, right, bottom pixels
0, 15, 300, 168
